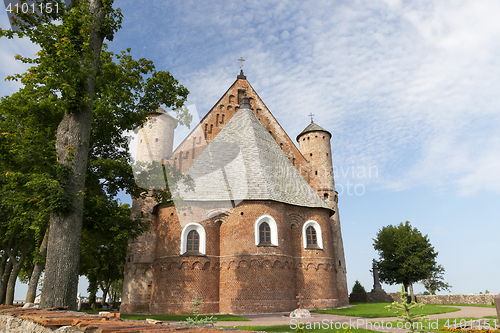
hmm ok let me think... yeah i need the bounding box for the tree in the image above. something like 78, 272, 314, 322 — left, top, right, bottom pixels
2, 0, 122, 309
351, 280, 366, 294
420, 264, 451, 295
0, 85, 63, 304
1, 0, 189, 309
385, 286, 428, 333
373, 221, 437, 302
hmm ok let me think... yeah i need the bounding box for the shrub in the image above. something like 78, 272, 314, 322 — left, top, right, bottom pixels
352, 280, 367, 294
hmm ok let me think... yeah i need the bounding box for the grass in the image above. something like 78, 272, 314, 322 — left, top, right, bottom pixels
312, 302, 461, 318
234, 317, 500, 333
370, 317, 499, 333
120, 313, 250, 321
235, 326, 379, 333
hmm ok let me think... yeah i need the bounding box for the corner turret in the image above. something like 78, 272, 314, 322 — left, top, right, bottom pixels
136, 107, 177, 164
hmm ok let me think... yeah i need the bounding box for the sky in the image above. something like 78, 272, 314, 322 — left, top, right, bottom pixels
1, 0, 499, 301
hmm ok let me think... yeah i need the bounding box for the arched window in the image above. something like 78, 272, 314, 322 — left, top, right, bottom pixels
254, 215, 278, 246
180, 223, 206, 255
302, 220, 323, 249
187, 230, 199, 251
259, 222, 271, 244
306, 226, 317, 246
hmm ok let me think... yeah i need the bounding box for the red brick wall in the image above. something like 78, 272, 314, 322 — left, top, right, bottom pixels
135, 200, 341, 314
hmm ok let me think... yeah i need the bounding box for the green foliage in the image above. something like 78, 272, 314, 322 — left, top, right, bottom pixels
386, 286, 429, 333
420, 264, 452, 295
352, 280, 367, 294
373, 221, 438, 290
1, 8, 190, 304
180, 293, 217, 326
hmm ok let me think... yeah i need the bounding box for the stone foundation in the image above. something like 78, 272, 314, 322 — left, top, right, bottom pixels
416, 294, 499, 305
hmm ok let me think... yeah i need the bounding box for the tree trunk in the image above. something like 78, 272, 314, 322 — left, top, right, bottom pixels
409, 282, 415, 303
0, 254, 7, 285
0, 260, 13, 304
100, 281, 110, 308
40, 0, 106, 310
26, 228, 49, 303
5, 241, 32, 305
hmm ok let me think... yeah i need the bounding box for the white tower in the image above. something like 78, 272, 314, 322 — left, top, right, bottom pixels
136, 107, 177, 164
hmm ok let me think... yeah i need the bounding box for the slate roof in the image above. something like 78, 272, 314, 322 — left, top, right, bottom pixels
176, 102, 333, 212
296, 122, 332, 141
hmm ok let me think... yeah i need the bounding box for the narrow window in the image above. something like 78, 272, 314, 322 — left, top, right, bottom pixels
187, 230, 199, 252
306, 226, 317, 246
259, 222, 271, 245
324, 193, 329, 200
216, 114, 219, 127
315, 170, 318, 175
221, 114, 225, 124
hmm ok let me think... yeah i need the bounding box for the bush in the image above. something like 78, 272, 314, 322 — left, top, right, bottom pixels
352, 280, 367, 294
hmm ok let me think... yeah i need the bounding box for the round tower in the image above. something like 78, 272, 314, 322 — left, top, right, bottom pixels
297, 120, 349, 306
136, 107, 177, 164
296, 121, 336, 206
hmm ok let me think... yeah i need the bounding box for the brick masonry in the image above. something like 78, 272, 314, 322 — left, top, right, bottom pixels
121, 72, 349, 314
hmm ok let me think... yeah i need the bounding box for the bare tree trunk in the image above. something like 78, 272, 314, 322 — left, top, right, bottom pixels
0, 260, 12, 304
26, 228, 49, 303
409, 283, 415, 303
0, 254, 7, 284
100, 281, 110, 308
5, 242, 32, 305
40, 0, 106, 310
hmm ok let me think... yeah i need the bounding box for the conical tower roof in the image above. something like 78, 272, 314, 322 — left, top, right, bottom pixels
176, 102, 333, 212
297, 122, 331, 141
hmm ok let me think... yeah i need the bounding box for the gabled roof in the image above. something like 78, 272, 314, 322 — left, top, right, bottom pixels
297, 122, 332, 141
176, 102, 333, 212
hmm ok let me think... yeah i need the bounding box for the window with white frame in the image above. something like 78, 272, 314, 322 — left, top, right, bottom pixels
302, 220, 323, 249
254, 215, 278, 246
180, 223, 206, 255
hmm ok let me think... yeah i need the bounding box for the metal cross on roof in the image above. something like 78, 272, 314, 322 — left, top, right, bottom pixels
238, 57, 245, 70
309, 113, 314, 123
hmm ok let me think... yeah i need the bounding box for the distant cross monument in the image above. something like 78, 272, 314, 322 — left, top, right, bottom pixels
238, 57, 245, 70
309, 113, 314, 123
296, 293, 304, 308
372, 259, 382, 290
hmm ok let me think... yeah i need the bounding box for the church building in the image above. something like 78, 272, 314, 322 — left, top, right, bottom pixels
121, 70, 349, 314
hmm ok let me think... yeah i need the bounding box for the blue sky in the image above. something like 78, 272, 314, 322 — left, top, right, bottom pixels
1, 0, 499, 300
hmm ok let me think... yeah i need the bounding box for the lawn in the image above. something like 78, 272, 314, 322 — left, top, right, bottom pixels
312, 302, 461, 318
120, 313, 250, 321
370, 317, 499, 333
